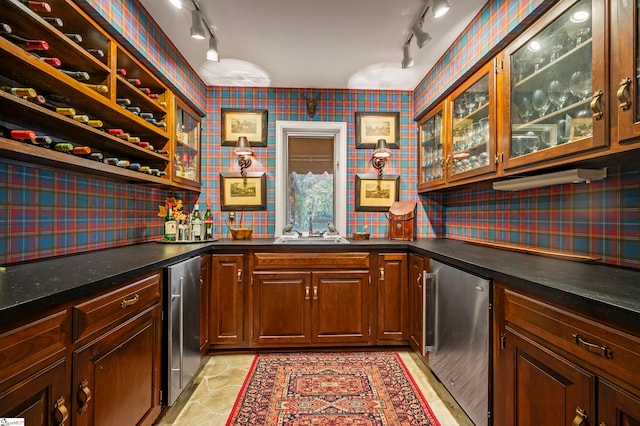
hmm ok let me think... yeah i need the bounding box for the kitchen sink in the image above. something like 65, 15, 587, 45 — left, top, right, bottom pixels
273, 235, 350, 244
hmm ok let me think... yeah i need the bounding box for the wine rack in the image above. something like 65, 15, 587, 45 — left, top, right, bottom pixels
0, 0, 201, 191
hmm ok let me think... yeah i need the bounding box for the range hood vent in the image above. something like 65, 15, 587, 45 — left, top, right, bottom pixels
492, 168, 607, 191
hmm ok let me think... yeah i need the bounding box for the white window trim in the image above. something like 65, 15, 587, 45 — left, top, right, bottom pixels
275, 120, 347, 237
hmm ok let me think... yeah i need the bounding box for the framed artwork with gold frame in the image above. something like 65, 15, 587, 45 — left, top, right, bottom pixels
221, 108, 268, 146
355, 174, 400, 212
219, 172, 267, 211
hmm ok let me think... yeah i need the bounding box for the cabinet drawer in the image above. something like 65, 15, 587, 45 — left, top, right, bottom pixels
73, 271, 161, 342
253, 252, 370, 270
504, 289, 640, 390
0, 310, 67, 389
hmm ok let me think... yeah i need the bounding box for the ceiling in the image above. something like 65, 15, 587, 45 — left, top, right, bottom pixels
139, 0, 487, 90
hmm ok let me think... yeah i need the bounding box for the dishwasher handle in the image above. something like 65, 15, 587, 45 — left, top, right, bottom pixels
424, 271, 438, 353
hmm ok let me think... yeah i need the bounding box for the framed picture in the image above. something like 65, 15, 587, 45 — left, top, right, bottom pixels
219, 172, 267, 211
221, 108, 268, 147
355, 112, 400, 149
569, 117, 593, 140
355, 174, 400, 212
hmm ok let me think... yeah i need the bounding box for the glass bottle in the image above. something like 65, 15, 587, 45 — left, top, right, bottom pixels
164, 202, 177, 241
204, 205, 213, 240
191, 204, 202, 241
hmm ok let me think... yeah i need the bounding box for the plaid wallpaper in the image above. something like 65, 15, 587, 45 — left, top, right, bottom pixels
1, 0, 638, 270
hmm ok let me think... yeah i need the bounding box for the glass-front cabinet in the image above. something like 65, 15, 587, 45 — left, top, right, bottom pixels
418, 103, 446, 189
448, 61, 496, 182
173, 100, 202, 188
501, 0, 607, 171
614, 0, 640, 143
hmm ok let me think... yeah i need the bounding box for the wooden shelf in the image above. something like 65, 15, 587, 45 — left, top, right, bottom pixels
115, 75, 167, 117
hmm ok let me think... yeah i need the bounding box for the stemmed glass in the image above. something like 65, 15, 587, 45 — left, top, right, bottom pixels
548, 80, 570, 111
516, 94, 534, 123
532, 89, 551, 118
568, 23, 591, 46
464, 92, 477, 115
569, 70, 592, 100
547, 32, 568, 62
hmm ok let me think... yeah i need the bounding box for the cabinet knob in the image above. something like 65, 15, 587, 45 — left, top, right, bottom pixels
590, 90, 604, 120
617, 77, 632, 111
77, 379, 92, 414
54, 396, 69, 425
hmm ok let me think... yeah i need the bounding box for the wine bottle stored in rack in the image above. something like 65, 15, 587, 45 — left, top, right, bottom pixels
43, 17, 64, 27
2, 33, 49, 51
19, 0, 51, 13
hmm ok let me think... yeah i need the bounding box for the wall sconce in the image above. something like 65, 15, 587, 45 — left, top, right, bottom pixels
371, 139, 391, 177
235, 136, 253, 177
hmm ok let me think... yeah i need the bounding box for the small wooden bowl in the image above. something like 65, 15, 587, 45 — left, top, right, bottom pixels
352, 232, 370, 240
230, 228, 253, 240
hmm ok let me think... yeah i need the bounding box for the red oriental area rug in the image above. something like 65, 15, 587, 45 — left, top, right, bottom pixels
226, 351, 441, 425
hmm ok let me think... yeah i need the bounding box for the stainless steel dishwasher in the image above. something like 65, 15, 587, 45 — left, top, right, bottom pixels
165, 257, 201, 406
426, 259, 490, 426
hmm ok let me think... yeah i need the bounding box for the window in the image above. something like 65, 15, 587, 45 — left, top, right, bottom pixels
275, 121, 347, 236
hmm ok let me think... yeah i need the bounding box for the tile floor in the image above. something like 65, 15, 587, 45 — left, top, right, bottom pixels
157, 350, 474, 425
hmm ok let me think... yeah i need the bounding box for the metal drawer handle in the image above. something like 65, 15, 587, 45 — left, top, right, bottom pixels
313, 285, 318, 300
237, 269, 243, 283
590, 90, 604, 120
305, 286, 310, 300
379, 267, 385, 281
572, 333, 613, 359
417, 272, 422, 287
617, 77, 632, 110
121, 294, 139, 308
572, 407, 587, 426
54, 396, 69, 425
77, 379, 92, 413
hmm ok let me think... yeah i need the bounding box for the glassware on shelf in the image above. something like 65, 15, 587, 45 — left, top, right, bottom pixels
548, 79, 570, 110
454, 99, 466, 119
464, 92, 477, 115
569, 70, 592, 100
568, 22, 591, 46
532, 89, 551, 117
557, 117, 571, 144
516, 94, 534, 123
547, 32, 568, 62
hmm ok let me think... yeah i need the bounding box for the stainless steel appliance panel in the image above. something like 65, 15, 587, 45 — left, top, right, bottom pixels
427, 259, 490, 426
166, 256, 201, 406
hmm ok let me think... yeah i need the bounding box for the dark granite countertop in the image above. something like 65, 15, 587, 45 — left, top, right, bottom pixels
2, 238, 639, 331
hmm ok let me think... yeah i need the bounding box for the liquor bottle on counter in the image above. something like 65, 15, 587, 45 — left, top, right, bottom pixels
191, 204, 202, 241
204, 206, 213, 240
164, 202, 177, 241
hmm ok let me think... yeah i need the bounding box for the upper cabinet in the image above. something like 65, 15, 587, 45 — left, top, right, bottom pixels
499, 0, 607, 172
416, 0, 640, 193
0, 0, 201, 192
172, 99, 202, 189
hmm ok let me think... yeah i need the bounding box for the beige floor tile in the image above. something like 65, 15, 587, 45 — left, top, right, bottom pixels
158, 351, 473, 425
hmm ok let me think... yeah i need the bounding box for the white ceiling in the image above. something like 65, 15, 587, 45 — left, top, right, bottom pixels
139, 0, 487, 90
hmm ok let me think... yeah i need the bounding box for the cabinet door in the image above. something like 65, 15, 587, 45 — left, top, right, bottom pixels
209, 254, 245, 346
252, 272, 312, 346
0, 358, 69, 426
312, 271, 370, 344
500, 0, 608, 172
598, 379, 640, 426
72, 306, 162, 426
418, 102, 447, 190
376, 253, 408, 342
613, 0, 640, 143
448, 60, 497, 182
408, 253, 426, 355
494, 327, 594, 425
172, 98, 201, 188
200, 254, 210, 354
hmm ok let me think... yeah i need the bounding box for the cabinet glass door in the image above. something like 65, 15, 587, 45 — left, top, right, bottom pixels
418, 106, 445, 188
614, 0, 640, 142
504, 0, 607, 170
174, 103, 201, 186
450, 73, 493, 181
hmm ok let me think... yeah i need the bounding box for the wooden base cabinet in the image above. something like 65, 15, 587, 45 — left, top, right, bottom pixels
408, 253, 427, 355
494, 282, 640, 425
376, 253, 408, 343
250, 252, 371, 348
209, 254, 245, 347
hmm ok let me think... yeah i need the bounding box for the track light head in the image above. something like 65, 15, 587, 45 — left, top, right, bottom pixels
432, 0, 451, 18
169, 0, 182, 9
190, 10, 206, 40
402, 42, 414, 69
412, 18, 432, 48
207, 35, 219, 61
